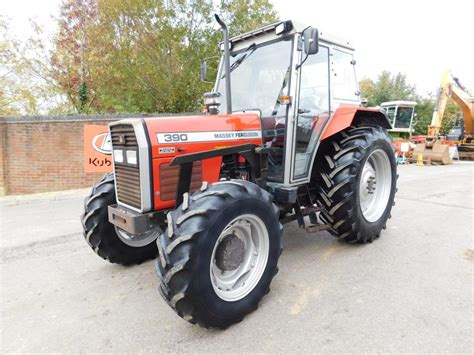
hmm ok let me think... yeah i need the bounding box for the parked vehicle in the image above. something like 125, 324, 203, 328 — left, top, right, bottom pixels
380, 100, 417, 159
81, 16, 397, 329
412, 70, 474, 163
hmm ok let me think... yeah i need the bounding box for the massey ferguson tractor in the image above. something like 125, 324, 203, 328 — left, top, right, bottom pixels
81, 16, 397, 329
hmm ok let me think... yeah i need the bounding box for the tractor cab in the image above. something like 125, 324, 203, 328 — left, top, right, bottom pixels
380, 101, 417, 140
203, 20, 361, 185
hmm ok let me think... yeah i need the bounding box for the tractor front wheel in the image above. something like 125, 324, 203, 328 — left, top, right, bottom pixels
81, 173, 159, 265
155, 180, 282, 329
314, 125, 397, 243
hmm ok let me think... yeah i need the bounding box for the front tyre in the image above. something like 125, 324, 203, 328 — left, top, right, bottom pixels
81, 173, 159, 265
314, 126, 397, 243
155, 180, 282, 329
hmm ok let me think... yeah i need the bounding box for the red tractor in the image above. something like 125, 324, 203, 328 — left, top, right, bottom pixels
81, 16, 397, 329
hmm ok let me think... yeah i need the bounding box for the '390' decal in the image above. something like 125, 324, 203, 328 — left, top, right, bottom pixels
162, 133, 188, 142
157, 130, 261, 144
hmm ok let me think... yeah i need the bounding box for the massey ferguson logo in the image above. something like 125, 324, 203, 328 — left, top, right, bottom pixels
118, 134, 125, 144
92, 132, 112, 155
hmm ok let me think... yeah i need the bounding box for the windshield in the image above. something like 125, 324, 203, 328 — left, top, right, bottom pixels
217, 39, 293, 117
216, 39, 293, 182
384, 106, 396, 126
449, 127, 461, 135
394, 106, 414, 128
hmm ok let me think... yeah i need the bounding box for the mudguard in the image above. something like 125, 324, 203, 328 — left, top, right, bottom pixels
321, 106, 391, 140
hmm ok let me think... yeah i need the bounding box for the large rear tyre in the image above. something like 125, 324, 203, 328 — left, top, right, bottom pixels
81, 173, 159, 265
155, 180, 282, 329
314, 126, 397, 243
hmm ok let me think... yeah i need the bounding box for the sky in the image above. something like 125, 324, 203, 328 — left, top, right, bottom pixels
1, 0, 473, 97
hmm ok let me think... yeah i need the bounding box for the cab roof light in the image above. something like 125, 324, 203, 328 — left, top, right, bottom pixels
275, 21, 293, 35
219, 41, 234, 51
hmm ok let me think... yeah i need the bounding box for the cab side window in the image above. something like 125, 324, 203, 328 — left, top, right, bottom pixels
331, 49, 358, 102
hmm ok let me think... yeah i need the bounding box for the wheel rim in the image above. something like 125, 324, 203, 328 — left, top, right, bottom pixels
210, 214, 269, 302
359, 149, 392, 222
115, 227, 159, 247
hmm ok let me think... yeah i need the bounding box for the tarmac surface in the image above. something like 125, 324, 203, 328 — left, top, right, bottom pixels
1, 162, 473, 352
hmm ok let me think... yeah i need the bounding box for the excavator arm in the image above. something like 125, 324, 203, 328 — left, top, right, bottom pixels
429, 70, 474, 139
428, 71, 450, 136
450, 85, 474, 139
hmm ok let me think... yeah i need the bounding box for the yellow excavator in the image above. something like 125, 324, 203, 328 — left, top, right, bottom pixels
412, 70, 474, 164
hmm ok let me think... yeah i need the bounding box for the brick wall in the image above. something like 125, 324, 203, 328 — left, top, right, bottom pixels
0, 122, 6, 196
0, 114, 153, 196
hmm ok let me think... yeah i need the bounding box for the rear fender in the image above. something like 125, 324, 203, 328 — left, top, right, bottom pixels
321, 107, 391, 140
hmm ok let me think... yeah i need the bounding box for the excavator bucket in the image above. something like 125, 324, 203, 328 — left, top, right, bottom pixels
411, 142, 452, 165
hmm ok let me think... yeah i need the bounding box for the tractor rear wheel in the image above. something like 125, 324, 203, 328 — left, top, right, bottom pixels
81, 173, 159, 265
314, 126, 397, 243
155, 180, 282, 329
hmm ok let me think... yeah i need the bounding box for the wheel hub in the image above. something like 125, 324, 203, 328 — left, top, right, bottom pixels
210, 214, 269, 302
115, 227, 159, 247
358, 149, 392, 222
215, 234, 246, 271
367, 176, 376, 194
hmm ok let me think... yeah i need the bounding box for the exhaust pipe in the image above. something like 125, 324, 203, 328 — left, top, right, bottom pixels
215, 14, 232, 114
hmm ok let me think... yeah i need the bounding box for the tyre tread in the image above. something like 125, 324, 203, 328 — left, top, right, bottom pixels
314, 126, 397, 243
155, 179, 282, 329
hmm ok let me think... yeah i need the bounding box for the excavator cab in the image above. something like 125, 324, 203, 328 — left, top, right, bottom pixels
381, 101, 417, 159
381, 101, 417, 139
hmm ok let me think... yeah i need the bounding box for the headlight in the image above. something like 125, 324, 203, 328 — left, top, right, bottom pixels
113, 149, 123, 163
126, 150, 137, 165
203, 91, 221, 106
202, 91, 221, 115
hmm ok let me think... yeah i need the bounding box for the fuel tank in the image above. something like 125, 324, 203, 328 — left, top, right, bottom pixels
144, 113, 262, 209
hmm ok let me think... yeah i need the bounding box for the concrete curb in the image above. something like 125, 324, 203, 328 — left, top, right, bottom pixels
0, 188, 90, 207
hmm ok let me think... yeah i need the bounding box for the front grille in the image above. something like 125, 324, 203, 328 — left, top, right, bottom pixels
110, 124, 142, 209
111, 124, 138, 146
160, 162, 202, 201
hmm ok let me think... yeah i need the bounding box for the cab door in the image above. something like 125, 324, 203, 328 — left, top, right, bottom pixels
291, 45, 330, 182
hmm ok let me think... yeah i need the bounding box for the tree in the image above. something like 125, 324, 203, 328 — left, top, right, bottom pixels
360, 71, 461, 136
51, 0, 98, 113
413, 97, 433, 135
5, 0, 279, 115
359, 71, 417, 107
414, 96, 461, 135
220, 0, 278, 36
66, 0, 279, 113
0, 17, 38, 115
0, 14, 76, 116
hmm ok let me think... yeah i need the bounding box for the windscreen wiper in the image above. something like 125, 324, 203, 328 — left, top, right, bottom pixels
221, 43, 257, 78
271, 68, 290, 116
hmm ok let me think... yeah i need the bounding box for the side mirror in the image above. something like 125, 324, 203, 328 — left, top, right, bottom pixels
200, 61, 207, 82
303, 27, 319, 55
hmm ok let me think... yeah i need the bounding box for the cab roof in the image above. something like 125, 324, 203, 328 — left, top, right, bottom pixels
380, 101, 418, 107
229, 20, 354, 52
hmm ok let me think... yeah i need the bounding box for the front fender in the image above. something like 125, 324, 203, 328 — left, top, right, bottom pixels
321, 106, 391, 140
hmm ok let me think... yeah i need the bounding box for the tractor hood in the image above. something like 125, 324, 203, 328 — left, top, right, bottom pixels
144, 113, 263, 159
